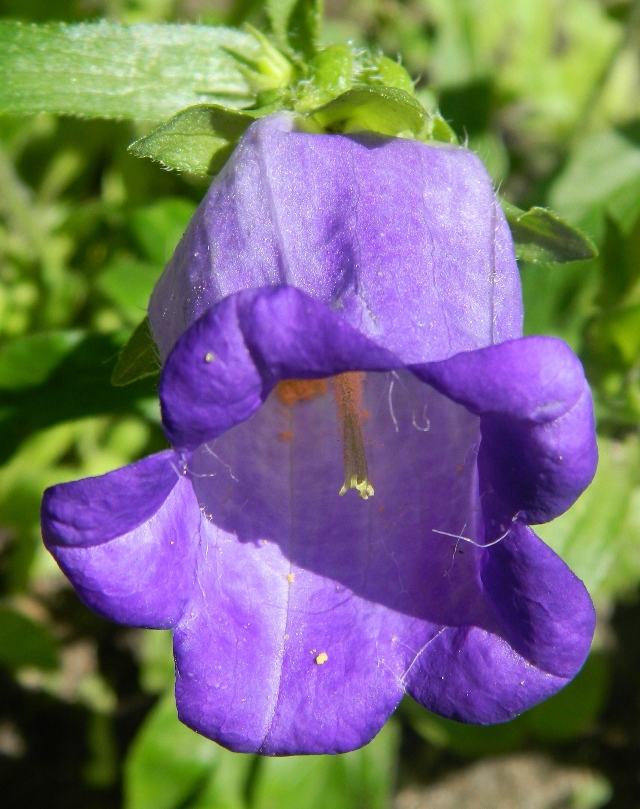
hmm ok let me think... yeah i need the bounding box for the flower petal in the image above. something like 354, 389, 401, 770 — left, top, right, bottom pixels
173, 516, 410, 755
414, 336, 598, 527
406, 523, 595, 722
149, 114, 521, 362
481, 522, 595, 679
166, 364, 594, 752
169, 370, 491, 754
42, 451, 199, 628
161, 289, 597, 533
405, 626, 570, 724
160, 286, 397, 451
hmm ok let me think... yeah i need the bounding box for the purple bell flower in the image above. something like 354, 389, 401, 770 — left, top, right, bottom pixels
41, 114, 598, 756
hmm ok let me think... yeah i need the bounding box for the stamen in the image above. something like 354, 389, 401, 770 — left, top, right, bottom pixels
333, 372, 374, 500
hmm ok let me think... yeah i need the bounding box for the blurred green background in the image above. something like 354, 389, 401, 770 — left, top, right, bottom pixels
1, 0, 640, 807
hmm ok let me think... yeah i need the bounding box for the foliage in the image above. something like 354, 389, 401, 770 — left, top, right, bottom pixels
1, 0, 640, 807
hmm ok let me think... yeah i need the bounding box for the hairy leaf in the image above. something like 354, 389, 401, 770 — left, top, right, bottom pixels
502, 200, 598, 264
0, 21, 261, 120
112, 318, 160, 387
130, 105, 257, 174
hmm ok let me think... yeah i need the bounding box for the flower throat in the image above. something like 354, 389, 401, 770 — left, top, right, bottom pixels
276, 372, 374, 500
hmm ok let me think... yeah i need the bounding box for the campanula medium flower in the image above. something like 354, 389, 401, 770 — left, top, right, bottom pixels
41, 114, 598, 756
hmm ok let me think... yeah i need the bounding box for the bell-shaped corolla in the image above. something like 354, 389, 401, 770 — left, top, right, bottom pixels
42, 114, 597, 755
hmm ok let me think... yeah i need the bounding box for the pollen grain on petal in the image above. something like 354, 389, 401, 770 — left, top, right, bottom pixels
315, 652, 328, 665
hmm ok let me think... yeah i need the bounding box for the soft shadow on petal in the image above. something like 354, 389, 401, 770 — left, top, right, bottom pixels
162, 288, 597, 532
481, 522, 596, 679
405, 624, 570, 724
406, 523, 595, 723
414, 336, 598, 531
42, 451, 199, 628
185, 371, 489, 626
173, 511, 410, 755
172, 370, 499, 754
160, 287, 398, 451
157, 287, 597, 750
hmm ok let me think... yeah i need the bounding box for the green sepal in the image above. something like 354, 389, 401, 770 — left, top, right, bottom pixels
129, 105, 261, 175
308, 86, 426, 138
111, 317, 160, 387
295, 46, 416, 114
294, 45, 357, 112
502, 200, 599, 264
420, 112, 458, 145
374, 55, 415, 96
222, 25, 294, 94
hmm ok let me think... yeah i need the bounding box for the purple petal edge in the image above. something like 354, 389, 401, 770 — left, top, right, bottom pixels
408, 524, 595, 722
42, 452, 199, 629
161, 286, 597, 524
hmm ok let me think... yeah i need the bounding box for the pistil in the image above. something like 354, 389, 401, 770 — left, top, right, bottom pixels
333, 372, 374, 500
275, 373, 374, 500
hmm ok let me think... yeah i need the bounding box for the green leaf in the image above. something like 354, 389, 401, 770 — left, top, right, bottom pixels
536, 435, 640, 601
550, 126, 640, 238
520, 259, 597, 349
591, 304, 640, 367
125, 691, 221, 809
253, 720, 399, 809
0, 331, 158, 464
138, 630, 175, 694
126, 689, 398, 809
423, 0, 619, 140
309, 86, 426, 138
502, 200, 598, 264
96, 259, 162, 324
130, 199, 197, 265
0, 331, 85, 390
0, 21, 262, 120
111, 317, 160, 387
0, 606, 58, 670
124, 690, 251, 809
129, 105, 257, 175
267, 0, 323, 59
